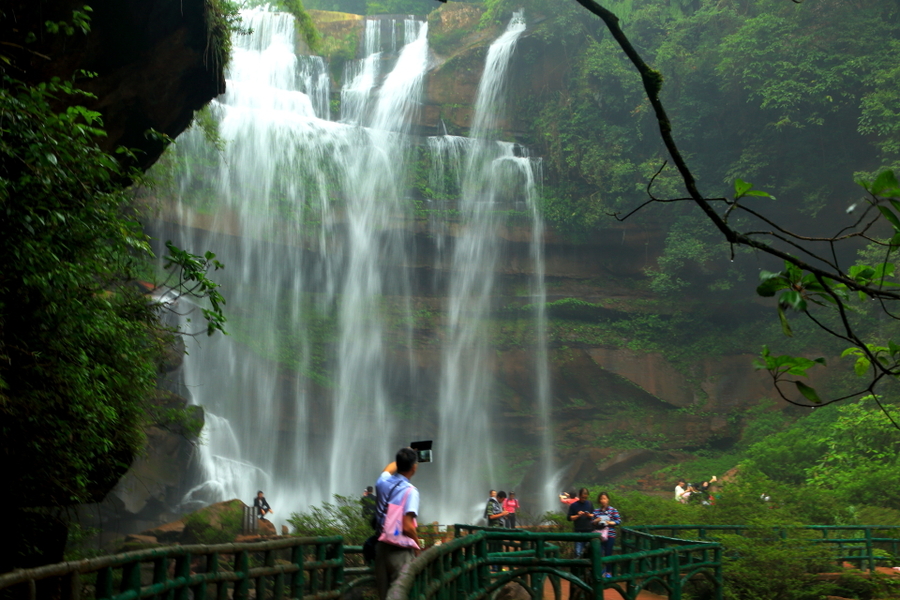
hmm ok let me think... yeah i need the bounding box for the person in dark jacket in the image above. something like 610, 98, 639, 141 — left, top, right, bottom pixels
362, 486, 377, 527
254, 490, 273, 520
567, 487, 593, 557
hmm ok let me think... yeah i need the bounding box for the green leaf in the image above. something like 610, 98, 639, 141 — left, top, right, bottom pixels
744, 189, 775, 200
872, 170, 899, 196
854, 356, 871, 377
777, 303, 793, 337
794, 381, 822, 404
757, 275, 788, 297
841, 347, 863, 358
734, 179, 752, 198
877, 206, 900, 230
779, 290, 807, 312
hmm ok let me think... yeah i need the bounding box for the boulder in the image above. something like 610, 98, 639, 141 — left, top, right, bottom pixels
495, 582, 530, 600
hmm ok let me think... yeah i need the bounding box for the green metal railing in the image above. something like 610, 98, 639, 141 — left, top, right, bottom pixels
0, 536, 372, 600
0, 526, 722, 600
628, 525, 900, 572
388, 525, 723, 600
20, 523, 898, 600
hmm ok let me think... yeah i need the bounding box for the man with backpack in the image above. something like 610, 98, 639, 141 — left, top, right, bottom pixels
373, 448, 420, 600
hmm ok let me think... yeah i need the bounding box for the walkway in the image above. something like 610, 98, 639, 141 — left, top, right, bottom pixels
544, 575, 667, 600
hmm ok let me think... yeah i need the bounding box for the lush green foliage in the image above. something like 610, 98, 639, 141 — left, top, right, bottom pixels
744, 398, 900, 510
515, 0, 900, 293
183, 504, 244, 544
244, 0, 322, 50
288, 494, 373, 545
718, 535, 839, 600
0, 75, 162, 508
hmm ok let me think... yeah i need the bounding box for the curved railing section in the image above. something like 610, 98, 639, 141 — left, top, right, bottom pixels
628, 525, 900, 572
390, 525, 723, 600
0, 536, 369, 600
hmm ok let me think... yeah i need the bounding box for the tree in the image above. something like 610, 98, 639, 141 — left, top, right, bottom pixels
567, 0, 900, 423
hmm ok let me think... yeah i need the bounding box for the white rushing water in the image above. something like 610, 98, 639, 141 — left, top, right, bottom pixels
160, 8, 551, 526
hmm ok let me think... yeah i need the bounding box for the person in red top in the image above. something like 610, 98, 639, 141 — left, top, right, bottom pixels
502, 491, 520, 528
559, 490, 578, 505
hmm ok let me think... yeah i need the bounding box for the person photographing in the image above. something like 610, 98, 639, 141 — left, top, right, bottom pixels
374, 448, 420, 600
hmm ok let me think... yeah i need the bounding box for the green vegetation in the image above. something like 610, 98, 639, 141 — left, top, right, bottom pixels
204, 0, 250, 73
183, 503, 244, 544
288, 494, 372, 545
245, 0, 322, 51
0, 74, 163, 512
0, 4, 234, 571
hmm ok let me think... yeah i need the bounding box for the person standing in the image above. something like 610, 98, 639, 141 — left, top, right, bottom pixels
674, 480, 689, 504
253, 490, 273, 520
503, 491, 520, 528
567, 487, 594, 557
591, 492, 621, 578
362, 486, 377, 527
484, 490, 508, 526
374, 448, 420, 600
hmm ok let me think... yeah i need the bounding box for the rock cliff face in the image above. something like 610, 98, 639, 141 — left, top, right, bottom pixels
2, 0, 223, 169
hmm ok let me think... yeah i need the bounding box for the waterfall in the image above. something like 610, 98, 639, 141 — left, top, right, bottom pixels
157, 8, 551, 525
432, 10, 552, 523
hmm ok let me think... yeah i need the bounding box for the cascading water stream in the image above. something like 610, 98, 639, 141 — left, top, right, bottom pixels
158, 7, 552, 525
432, 11, 553, 521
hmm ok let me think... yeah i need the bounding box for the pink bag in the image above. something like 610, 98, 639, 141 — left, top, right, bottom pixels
378, 486, 419, 549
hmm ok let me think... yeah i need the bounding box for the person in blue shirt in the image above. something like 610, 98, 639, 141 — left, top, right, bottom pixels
374, 448, 420, 600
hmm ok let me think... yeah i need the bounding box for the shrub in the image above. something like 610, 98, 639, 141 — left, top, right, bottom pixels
719, 534, 837, 600
288, 494, 372, 545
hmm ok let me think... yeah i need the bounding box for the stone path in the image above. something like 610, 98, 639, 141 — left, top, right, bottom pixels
541, 574, 667, 600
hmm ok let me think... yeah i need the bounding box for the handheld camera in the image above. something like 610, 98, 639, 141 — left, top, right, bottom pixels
410, 440, 433, 464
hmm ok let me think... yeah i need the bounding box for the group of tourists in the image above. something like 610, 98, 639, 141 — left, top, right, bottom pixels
483, 489, 520, 528
560, 488, 621, 576
674, 476, 717, 504
366, 446, 633, 599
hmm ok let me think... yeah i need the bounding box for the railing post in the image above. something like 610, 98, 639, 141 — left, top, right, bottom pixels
234, 550, 249, 600
590, 537, 603, 600
95, 567, 114, 600
714, 545, 723, 600
669, 550, 682, 600
65, 571, 81, 600
336, 539, 346, 592
174, 552, 192, 600
290, 544, 304, 599
257, 549, 274, 600
120, 560, 142, 598
865, 527, 875, 572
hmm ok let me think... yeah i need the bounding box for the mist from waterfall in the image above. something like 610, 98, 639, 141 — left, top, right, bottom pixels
159, 7, 551, 526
